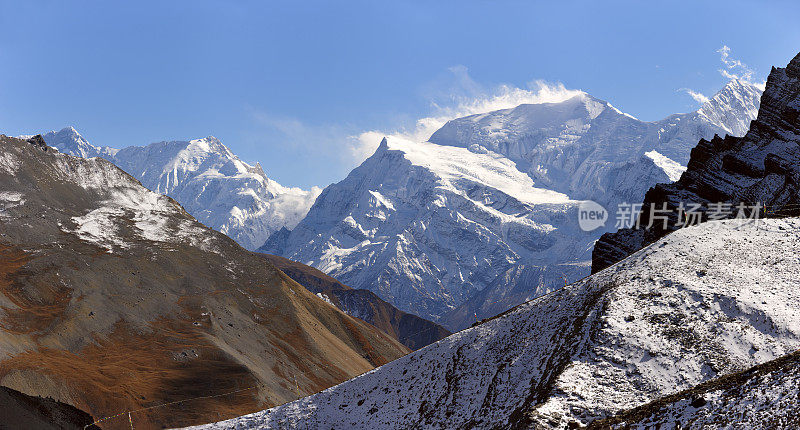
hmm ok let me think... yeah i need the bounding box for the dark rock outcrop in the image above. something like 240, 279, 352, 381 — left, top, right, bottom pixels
593, 51, 800, 273
0, 385, 98, 430
24, 135, 50, 152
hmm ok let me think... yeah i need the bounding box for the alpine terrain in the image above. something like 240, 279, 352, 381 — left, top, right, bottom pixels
192, 53, 800, 430
262, 80, 762, 328
593, 52, 800, 273
193, 216, 800, 429
0, 134, 408, 429
37, 127, 321, 250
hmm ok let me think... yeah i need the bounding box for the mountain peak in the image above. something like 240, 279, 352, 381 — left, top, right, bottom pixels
52, 125, 83, 139
39, 126, 118, 159
710, 78, 763, 99
697, 79, 763, 136
786, 51, 800, 77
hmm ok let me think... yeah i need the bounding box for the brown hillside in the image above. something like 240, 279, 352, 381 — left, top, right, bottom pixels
259, 254, 450, 350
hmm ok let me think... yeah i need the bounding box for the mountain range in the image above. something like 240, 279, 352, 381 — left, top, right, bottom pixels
30, 79, 762, 330
191, 52, 800, 430
262, 79, 763, 327
37, 127, 320, 251
29, 127, 448, 351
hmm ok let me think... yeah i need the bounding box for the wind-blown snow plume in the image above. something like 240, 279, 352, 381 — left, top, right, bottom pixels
680, 88, 710, 105
350, 69, 584, 159
718, 45, 757, 82
681, 45, 765, 106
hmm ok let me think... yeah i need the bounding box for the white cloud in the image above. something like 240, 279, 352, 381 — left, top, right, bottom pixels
350, 67, 584, 161
247, 67, 586, 181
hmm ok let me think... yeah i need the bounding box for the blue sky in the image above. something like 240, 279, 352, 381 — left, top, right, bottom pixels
1, 1, 799, 189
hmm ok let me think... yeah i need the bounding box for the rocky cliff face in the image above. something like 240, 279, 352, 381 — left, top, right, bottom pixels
593, 52, 800, 273
0, 135, 407, 429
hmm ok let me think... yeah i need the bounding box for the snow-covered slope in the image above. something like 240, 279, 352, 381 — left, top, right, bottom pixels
37, 129, 320, 250
264, 81, 761, 327
193, 217, 800, 429
592, 349, 800, 429
262, 136, 595, 321
588, 351, 800, 430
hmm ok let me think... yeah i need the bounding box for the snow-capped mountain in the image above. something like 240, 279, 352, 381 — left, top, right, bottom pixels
37, 129, 320, 250
696, 78, 764, 137
262, 136, 594, 322
193, 216, 800, 429
263, 80, 762, 327
37, 126, 118, 159
111, 137, 321, 250
594, 53, 800, 273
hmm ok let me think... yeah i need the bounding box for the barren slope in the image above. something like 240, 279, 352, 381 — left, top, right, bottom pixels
259, 254, 450, 350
